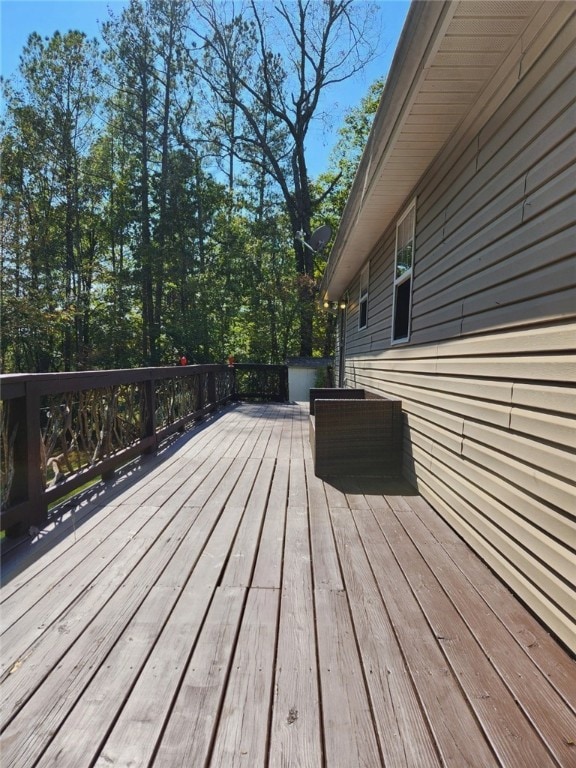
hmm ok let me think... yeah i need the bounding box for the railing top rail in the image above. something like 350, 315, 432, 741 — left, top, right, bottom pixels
0, 363, 229, 382
0, 364, 231, 400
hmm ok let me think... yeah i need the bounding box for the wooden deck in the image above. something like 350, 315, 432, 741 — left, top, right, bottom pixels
1, 402, 574, 768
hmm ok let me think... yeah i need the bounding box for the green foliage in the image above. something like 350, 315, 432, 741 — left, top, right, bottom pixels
315, 77, 385, 225
1, 2, 382, 372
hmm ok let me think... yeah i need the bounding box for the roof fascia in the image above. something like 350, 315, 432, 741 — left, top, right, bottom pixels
321, 0, 453, 297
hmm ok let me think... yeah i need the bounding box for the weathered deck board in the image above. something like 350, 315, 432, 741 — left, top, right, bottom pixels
210, 587, 280, 767
0, 507, 198, 766
407, 493, 576, 708
352, 505, 511, 767
379, 504, 556, 767
387, 494, 576, 765
316, 588, 383, 767
269, 505, 322, 768
1, 402, 574, 768
150, 586, 247, 768
330, 506, 441, 768
251, 459, 288, 590
0, 403, 247, 593
305, 458, 345, 591
0, 501, 172, 684
221, 457, 276, 588
0, 500, 158, 632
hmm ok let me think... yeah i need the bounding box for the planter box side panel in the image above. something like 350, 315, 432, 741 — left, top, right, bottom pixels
312, 399, 402, 477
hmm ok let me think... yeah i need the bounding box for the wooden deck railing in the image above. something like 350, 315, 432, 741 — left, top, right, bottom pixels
232, 363, 289, 402
0, 363, 288, 536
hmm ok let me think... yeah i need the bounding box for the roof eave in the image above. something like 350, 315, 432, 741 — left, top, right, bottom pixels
321, 0, 451, 299
321, 0, 542, 300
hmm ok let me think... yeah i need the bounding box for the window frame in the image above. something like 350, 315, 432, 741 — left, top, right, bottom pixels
391, 199, 416, 344
358, 262, 369, 330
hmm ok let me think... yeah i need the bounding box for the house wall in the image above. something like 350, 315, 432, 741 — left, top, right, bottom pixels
339, 10, 576, 652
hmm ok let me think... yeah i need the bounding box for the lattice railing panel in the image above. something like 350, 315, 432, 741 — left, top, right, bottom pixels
40, 384, 146, 487
233, 365, 288, 402
154, 376, 202, 429
216, 368, 235, 402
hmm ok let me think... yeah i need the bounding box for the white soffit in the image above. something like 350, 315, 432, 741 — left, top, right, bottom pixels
322, 0, 543, 299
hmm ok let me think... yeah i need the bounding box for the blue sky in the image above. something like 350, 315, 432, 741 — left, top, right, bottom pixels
1, 0, 410, 176
1, 0, 128, 75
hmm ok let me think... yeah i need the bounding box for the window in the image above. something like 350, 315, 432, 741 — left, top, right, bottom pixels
392, 200, 416, 342
359, 263, 369, 329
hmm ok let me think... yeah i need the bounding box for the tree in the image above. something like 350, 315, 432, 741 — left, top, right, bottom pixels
318, 76, 385, 222
81, 128, 141, 369
312, 77, 385, 357
161, 148, 233, 362
102, 2, 158, 363
189, 0, 380, 355
1, 2, 385, 373
149, 0, 191, 361
102, 0, 192, 365
1, 30, 101, 370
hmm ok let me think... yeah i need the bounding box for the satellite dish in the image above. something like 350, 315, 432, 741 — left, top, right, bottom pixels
296, 224, 332, 254
309, 224, 332, 253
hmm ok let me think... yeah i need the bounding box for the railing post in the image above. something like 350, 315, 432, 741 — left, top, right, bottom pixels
197, 372, 204, 413
3, 384, 45, 536
25, 382, 45, 532
207, 369, 217, 412
280, 365, 289, 402
143, 377, 157, 454
5, 396, 26, 508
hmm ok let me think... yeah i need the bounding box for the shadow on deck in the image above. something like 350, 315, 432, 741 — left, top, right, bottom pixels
1, 402, 574, 767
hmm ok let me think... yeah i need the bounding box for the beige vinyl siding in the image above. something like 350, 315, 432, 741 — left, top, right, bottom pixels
345, 232, 395, 356
412, 11, 575, 341
340, 12, 576, 652
412, 56, 575, 340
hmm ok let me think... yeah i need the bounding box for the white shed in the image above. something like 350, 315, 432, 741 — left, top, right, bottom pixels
285, 357, 333, 403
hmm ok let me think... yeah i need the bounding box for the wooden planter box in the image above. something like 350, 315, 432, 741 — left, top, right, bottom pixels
309, 392, 403, 478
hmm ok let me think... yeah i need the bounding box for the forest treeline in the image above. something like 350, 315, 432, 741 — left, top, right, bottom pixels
1, 0, 384, 373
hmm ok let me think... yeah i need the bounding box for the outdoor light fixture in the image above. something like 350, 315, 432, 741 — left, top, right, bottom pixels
322, 298, 347, 311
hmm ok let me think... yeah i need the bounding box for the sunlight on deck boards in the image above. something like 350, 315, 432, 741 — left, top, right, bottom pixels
1, 402, 575, 767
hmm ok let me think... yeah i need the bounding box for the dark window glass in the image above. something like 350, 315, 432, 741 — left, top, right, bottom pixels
392, 202, 415, 342
393, 278, 411, 340
359, 296, 368, 328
